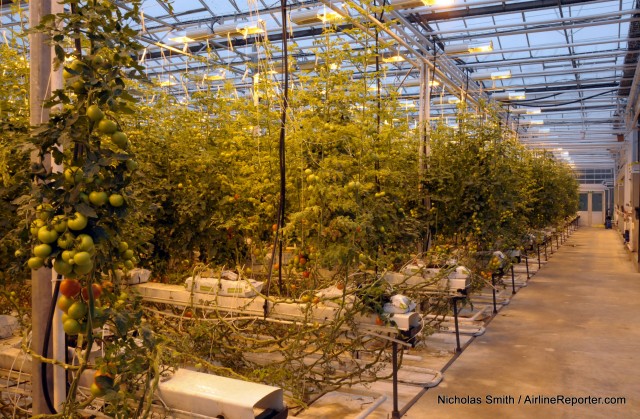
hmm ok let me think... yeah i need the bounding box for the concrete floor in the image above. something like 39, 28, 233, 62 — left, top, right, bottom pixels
404, 227, 640, 418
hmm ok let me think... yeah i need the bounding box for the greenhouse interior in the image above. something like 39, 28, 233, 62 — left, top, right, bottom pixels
1, 0, 639, 417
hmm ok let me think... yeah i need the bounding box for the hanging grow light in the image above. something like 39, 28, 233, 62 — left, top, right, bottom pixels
492, 91, 526, 101
398, 100, 416, 109
512, 107, 541, 115
168, 31, 194, 44
204, 70, 226, 82
447, 41, 493, 55
392, 0, 454, 8
157, 76, 176, 87
211, 23, 242, 38
184, 27, 213, 41
432, 95, 461, 104
318, 9, 344, 23
382, 52, 405, 63
470, 70, 511, 81
290, 7, 347, 25
238, 21, 265, 37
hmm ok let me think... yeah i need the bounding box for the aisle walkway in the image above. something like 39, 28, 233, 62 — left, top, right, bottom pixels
405, 227, 640, 418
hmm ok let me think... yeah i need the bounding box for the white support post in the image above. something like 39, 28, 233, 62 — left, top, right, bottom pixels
418, 62, 432, 251
30, 0, 54, 414
49, 1, 65, 409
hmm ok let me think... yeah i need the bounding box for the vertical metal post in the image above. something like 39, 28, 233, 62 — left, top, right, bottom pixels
491, 274, 498, 314
30, 0, 54, 414
452, 298, 461, 352
544, 240, 548, 261
525, 255, 530, 279
418, 62, 431, 252
391, 342, 401, 418
510, 265, 516, 294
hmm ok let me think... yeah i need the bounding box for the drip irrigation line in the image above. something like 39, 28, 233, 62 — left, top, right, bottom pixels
42, 275, 62, 414
512, 89, 616, 107
265, 0, 290, 316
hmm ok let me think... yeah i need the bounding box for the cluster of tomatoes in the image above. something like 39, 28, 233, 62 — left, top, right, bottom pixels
287, 252, 311, 279
56, 278, 105, 336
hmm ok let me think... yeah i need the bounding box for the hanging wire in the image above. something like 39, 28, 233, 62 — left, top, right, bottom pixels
264, 0, 290, 317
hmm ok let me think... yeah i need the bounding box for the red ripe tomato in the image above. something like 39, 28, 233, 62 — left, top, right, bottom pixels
302, 271, 310, 278
59, 279, 82, 298
81, 283, 103, 301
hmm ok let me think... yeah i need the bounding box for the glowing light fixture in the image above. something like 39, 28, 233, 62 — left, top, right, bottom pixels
492, 91, 526, 101
521, 120, 544, 125
392, 0, 454, 8
447, 41, 493, 55
157, 78, 176, 87
432, 95, 460, 104
425, 0, 455, 5
238, 21, 265, 37
318, 9, 344, 23
168, 31, 194, 44
512, 107, 541, 115
382, 54, 405, 63
470, 70, 511, 81
290, 7, 346, 25
399, 100, 416, 109
210, 23, 242, 38
204, 70, 226, 81
184, 27, 215, 41
253, 70, 279, 83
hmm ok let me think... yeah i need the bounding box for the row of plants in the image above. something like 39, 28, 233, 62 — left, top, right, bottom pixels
0, 0, 578, 415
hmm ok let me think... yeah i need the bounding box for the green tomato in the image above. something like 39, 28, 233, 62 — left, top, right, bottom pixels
76, 234, 95, 252
52, 215, 68, 233
61, 250, 76, 263
37, 226, 59, 244
64, 166, 83, 185
97, 119, 118, 135
67, 301, 88, 320
28, 257, 44, 269
73, 261, 94, 275
30, 219, 46, 236
33, 244, 52, 258
36, 203, 54, 221
67, 212, 88, 231
73, 251, 92, 266
57, 232, 75, 249
53, 259, 73, 275
108, 194, 124, 207
111, 131, 128, 149
63, 318, 82, 335
89, 191, 108, 206
86, 104, 104, 122
57, 295, 74, 312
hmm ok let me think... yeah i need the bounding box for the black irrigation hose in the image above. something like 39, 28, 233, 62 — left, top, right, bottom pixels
42, 275, 62, 414
264, 0, 290, 316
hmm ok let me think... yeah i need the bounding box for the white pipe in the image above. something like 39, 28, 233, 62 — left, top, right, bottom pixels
429, 12, 640, 37
354, 394, 387, 419
50, 0, 65, 407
